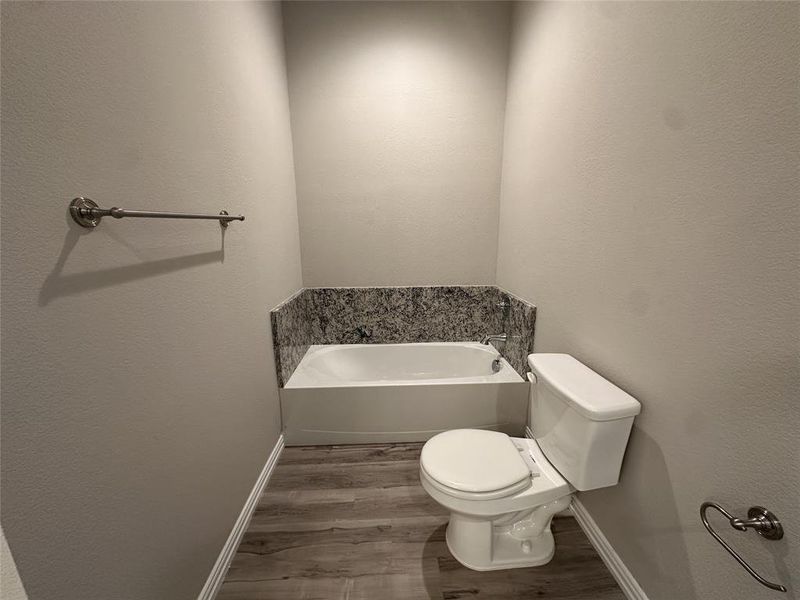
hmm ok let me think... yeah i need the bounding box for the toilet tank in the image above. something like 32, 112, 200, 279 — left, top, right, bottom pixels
528, 354, 641, 491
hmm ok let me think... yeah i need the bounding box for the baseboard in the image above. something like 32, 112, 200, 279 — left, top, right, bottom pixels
569, 497, 648, 599
524, 427, 647, 600
197, 434, 285, 600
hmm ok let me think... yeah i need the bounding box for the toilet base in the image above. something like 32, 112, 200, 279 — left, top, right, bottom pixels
446, 523, 555, 571
442, 494, 573, 571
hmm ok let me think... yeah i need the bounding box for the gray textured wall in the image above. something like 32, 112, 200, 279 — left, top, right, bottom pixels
496, 2, 799, 598
283, 1, 511, 287
0, 2, 302, 598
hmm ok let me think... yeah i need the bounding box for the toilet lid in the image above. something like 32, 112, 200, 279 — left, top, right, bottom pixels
420, 429, 530, 493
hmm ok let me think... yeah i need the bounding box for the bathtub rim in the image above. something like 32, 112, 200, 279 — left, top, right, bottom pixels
284, 341, 524, 389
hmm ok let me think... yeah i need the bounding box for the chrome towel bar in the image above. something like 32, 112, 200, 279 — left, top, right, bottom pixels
69, 197, 244, 229
700, 501, 786, 592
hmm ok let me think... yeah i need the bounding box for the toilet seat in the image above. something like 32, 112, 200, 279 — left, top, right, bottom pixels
420, 463, 531, 500
419, 431, 571, 514
420, 429, 533, 500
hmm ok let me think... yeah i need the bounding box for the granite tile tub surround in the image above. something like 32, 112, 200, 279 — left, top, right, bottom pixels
270, 286, 536, 386
499, 287, 538, 376
270, 288, 315, 389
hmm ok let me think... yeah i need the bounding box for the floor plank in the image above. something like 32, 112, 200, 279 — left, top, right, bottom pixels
268, 459, 421, 491
218, 443, 624, 600
278, 443, 423, 466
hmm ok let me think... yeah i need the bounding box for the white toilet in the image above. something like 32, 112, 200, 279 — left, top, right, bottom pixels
420, 353, 641, 571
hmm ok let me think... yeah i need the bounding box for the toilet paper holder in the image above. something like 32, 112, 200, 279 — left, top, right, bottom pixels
700, 501, 786, 592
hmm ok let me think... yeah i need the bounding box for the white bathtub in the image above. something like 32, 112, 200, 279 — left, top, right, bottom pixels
286, 342, 522, 387
281, 343, 528, 445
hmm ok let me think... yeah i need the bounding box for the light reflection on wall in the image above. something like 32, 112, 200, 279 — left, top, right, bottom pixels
283, 1, 512, 287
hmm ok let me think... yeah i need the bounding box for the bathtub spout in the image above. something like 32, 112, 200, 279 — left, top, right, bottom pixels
481, 333, 507, 345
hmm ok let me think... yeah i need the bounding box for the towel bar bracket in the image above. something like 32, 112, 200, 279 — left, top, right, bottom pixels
70, 197, 102, 228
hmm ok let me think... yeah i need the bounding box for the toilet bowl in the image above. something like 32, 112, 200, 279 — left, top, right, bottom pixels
420, 429, 573, 570
420, 353, 641, 571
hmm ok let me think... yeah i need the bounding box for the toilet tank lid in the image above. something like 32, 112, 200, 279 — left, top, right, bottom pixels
528, 354, 641, 421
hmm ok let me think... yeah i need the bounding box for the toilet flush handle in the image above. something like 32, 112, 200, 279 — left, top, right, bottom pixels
526, 372, 537, 384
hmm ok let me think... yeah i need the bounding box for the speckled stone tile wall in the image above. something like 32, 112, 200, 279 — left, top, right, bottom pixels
269, 289, 314, 388
270, 286, 536, 386
496, 288, 538, 376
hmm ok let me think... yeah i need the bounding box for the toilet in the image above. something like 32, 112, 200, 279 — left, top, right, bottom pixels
419, 353, 641, 571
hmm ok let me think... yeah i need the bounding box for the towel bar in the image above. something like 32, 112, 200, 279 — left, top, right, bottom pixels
69, 197, 244, 229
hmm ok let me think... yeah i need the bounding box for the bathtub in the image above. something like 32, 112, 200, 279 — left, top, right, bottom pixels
280, 342, 528, 445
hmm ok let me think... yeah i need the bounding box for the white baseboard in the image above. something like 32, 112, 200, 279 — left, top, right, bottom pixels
524, 427, 647, 600
197, 434, 285, 600
570, 496, 648, 600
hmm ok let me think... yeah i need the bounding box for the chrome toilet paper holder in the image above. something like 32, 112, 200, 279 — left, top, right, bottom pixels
700, 501, 786, 592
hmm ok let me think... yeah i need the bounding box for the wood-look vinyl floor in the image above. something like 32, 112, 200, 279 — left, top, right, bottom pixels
218, 443, 624, 600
